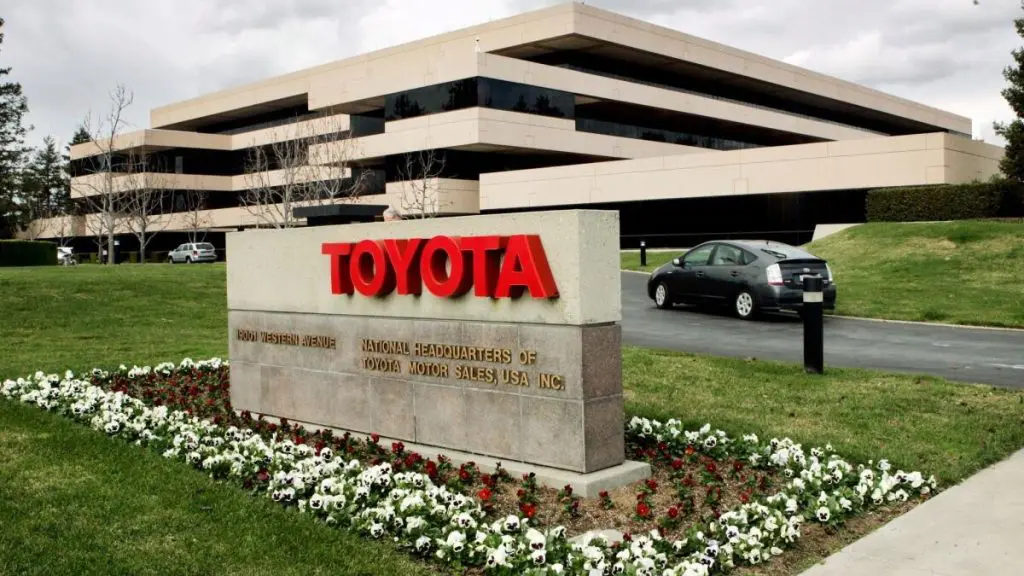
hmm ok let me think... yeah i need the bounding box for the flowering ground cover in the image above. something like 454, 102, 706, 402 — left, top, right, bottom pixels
4, 360, 953, 576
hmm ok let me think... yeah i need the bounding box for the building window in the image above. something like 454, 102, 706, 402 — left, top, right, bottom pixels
575, 118, 760, 151
383, 77, 575, 122
477, 78, 574, 119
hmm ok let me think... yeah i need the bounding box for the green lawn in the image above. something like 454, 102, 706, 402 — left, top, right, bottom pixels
2, 262, 1024, 574
0, 263, 228, 377
0, 399, 433, 576
620, 251, 679, 273
620, 221, 1024, 328
807, 221, 1024, 328
623, 348, 1024, 486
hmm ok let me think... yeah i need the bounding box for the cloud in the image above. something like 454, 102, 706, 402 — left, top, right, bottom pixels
3, 0, 1020, 148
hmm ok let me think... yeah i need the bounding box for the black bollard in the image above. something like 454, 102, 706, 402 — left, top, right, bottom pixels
802, 275, 825, 374
640, 240, 647, 267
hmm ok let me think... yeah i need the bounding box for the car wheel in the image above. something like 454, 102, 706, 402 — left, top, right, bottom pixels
185, 257, 193, 264
734, 290, 758, 320
653, 282, 672, 309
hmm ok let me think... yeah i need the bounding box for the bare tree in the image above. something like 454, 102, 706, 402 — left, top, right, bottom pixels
241, 114, 370, 228
52, 212, 74, 248
180, 189, 213, 244
395, 149, 448, 218
76, 84, 134, 264
121, 151, 171, 264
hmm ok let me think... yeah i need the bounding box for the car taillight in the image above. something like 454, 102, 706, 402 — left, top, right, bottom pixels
193, 250, 198, 255
825, 263, 834, 283
766, 263, 783, 286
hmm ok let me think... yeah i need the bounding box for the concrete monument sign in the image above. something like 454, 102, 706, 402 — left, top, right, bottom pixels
227, 209, 648, 493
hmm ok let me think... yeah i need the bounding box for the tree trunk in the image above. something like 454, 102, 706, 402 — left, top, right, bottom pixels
139, 238, 146, 265
107, 213, 116, 265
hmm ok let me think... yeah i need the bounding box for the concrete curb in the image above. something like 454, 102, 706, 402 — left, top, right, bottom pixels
829, 315, 1024, 333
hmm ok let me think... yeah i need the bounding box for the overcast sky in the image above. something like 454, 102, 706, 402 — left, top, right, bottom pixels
3, 0, 1021, 150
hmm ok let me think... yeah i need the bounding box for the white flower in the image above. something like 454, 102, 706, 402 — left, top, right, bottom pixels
503, 515, 520, 533
486, 545, 508, 567
445, 531, 466, 553
816, 507, 831, 522
415, 536, 431, 552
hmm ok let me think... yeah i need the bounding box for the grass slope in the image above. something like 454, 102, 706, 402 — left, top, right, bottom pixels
0, 400, 433, 576
807, 221, 1024, 328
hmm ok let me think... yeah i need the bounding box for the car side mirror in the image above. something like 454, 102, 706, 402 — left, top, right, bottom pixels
672, 257, 683, 268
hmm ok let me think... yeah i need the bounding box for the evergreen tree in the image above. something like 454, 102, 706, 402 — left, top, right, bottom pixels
24, 136, 67, 217
0, 17, 31, 238
995, 3, 1024, 182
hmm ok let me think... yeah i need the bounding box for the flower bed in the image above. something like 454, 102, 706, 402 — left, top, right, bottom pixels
2, 359, 937, 575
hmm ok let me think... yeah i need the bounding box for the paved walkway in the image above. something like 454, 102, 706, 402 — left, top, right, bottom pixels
802, 449, 1024, 575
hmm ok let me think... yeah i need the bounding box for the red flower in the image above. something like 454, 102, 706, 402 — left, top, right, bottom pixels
685, 446, 696, 456
256, 468, 269, 482
391, 442, 405, 454
459, 469, 471, 482
520, 503, 537, 518
370, 433, 380, 443
667, 506, 679, 519
517, 489, 526, 499
645, 479, 658, 492
478, 488, 492, 502
636, 502, 652, 518
671, 458, 684, 470
740, 492, 751, 504
705, 461, 718, 474
425, 461, 438, 478
733, 460, 745, 472
599, 490, 610, 499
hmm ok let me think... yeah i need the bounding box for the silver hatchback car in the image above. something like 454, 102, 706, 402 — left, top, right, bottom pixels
168, 242, 217, 263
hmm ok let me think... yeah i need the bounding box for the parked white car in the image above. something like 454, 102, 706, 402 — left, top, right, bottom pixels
57, 246, 77, 266
167, 242, 217, 264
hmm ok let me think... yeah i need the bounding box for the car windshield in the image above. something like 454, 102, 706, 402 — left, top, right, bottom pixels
197, 243, 215, 250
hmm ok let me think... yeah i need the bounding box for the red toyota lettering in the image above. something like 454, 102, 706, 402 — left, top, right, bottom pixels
321, 234, 558, 299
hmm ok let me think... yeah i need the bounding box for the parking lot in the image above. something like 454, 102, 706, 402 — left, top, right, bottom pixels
621, 271, 1024, 388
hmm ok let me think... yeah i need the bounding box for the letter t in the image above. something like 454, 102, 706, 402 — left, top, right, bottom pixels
321, 242, 353, 295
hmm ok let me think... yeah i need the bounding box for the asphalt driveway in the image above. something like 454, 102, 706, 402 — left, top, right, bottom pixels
621, 271, 1024, 388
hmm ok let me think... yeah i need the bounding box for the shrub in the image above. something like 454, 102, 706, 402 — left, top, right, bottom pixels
865, 181, 1020, 222
128, 251, 139, 264
0, 240, 57, 267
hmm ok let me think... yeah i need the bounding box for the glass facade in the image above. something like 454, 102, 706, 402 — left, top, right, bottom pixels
576, 118, 760, 151
384, 77, 575, 122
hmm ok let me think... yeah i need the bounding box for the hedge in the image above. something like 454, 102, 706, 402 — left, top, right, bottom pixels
0, 240, 57, 267
866, 181, 1023, 222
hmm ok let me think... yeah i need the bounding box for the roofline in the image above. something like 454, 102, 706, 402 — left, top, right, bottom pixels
147, 1, 970, 134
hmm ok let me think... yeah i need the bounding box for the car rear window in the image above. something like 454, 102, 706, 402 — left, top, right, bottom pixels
197, 243, 215, 250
